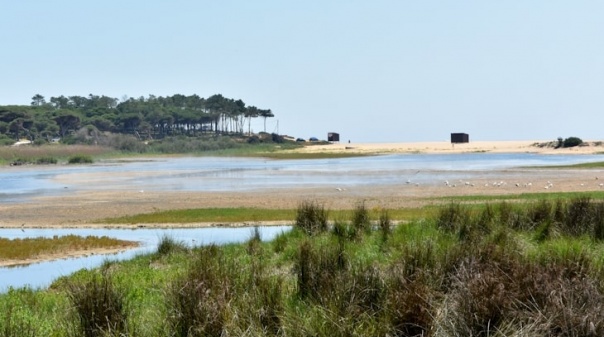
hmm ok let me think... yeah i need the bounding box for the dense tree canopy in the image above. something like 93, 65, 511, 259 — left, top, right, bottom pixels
0, 93, 274, 143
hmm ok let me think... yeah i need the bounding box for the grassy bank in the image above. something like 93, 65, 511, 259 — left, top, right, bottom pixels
0, 235, 137, 264
0, 145, 114, 165
98, 206, 433, 225
4, 198, 604, 336
0, 141, 366, 166
441, 190, 604, 202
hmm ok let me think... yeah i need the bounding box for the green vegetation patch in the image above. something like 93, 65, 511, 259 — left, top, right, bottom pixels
440, 190, 604, 203
0, 235, 136, 262
67, 154, 94, 164
99, 207, 431, 224
101, 208, 298, 224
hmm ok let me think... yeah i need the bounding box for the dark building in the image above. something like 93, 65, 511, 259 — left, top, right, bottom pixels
328, 132, 340, 142
451, 133, 469, 143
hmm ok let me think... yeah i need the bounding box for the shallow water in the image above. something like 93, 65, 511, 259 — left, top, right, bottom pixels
1, 153, 602, 203
0, 226, 290, 291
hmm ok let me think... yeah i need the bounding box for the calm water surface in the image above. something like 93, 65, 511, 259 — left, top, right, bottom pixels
2, 153, 603, 203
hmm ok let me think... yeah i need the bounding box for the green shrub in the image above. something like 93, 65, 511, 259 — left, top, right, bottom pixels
0, 302, 37, 337
563, 136, 583, 148
35, 156, 57, 165
67, 273, 128, 337
167, 245, 232, 337
67, 154, 93, 164
351, 201, 371, 234
295, 200, 328, 235
294, 240, 347, 303
156, 235, 187, 256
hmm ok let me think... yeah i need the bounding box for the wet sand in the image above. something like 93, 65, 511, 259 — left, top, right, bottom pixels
292, 140, 604, 155
1, 169, 603, 228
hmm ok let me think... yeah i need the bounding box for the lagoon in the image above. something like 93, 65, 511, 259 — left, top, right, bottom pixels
2, 153, 603, 203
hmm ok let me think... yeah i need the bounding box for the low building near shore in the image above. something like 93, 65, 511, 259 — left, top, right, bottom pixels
451, 133, 469, 143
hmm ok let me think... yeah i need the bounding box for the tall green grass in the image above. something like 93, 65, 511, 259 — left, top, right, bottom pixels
5, 198, 604, 336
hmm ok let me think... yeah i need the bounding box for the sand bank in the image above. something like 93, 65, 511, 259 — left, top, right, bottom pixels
292, 140, 604, 155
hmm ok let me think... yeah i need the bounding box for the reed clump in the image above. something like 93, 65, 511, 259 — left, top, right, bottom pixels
66, 272, 128, 337
67, 154, 94, 164
166, 245, 233, 337
295, 200, 328, 235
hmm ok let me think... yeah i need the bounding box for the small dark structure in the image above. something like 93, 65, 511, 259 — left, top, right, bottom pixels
328, 132, 340, 142
451, 133, 469, 143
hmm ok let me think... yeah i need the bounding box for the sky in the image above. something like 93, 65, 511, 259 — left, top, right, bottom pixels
1, 1, 603, 142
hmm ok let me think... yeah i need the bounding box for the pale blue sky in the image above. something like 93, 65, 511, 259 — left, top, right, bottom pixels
2, 1, 603, 142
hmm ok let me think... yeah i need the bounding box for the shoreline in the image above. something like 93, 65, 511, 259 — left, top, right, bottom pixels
292, 140, 604, 155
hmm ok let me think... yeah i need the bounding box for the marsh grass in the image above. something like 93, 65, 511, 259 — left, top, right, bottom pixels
100, 206, 430, 226
0, 235, 136, 262
295, 200, 329, 235
67, 272, 128, 337
0, 145, 111, 165
167, 245, 233, 337
351, 200, 371, 234
0, 302, 37, 337
8, 199, 604, 336
101, 207, 297, 224
443, 190, 604, 202
67, 154, 94, 164
155, 235, 187, 257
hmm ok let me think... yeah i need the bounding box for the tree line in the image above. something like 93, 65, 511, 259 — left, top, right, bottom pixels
0, 93, 274, 144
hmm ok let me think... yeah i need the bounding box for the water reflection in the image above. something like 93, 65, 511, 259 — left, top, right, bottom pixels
0, 226, 291, 291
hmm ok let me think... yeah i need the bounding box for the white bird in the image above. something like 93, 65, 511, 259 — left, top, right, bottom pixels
336, 187, 342, 191
21, 224, 25, 232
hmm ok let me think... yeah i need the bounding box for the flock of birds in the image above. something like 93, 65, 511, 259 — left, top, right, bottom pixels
333, 176, 604, 192
400, 177, 604, 189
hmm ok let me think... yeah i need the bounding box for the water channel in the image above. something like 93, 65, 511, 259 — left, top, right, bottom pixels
0, 226, 290, 291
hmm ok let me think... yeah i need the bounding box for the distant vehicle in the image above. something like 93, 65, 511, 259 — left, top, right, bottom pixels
309, 137, 319, 142
296, 138, 306, 142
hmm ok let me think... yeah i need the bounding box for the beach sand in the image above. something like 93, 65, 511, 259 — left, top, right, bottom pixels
292, 140, 604, 155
